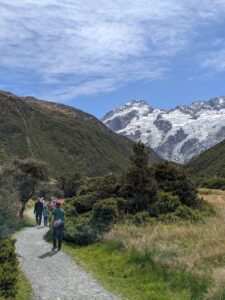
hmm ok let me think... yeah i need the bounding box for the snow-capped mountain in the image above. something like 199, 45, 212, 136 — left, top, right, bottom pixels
102, 97, 225, 163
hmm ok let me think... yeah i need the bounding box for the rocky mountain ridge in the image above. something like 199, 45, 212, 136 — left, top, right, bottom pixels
102, 97, 225, 163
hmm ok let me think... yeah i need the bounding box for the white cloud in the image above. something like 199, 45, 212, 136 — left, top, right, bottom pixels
201, 49, 225, 72
0, 0, 225, 100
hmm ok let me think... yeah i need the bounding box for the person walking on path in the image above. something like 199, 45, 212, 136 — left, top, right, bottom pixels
43, 204, 49, 227
34, 198, 44, 227
52, 201, 65, 251
47, 199, 53, 212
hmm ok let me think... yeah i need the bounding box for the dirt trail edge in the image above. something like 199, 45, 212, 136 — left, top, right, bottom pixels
15, 210, 118, 300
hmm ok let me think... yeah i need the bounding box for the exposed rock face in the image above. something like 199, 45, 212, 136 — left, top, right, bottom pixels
102, 97, 225, 163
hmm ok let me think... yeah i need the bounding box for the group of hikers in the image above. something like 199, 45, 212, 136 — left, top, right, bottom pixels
34, 197, 65, 252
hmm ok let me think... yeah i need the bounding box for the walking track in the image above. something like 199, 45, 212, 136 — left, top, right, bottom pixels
15, 210, 118, 300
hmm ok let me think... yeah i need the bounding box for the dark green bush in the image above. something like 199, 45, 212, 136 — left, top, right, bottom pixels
38, 182, 64, 200
154, 162, 198, 207
92, 198, 119, 234
0, 239, 19, 299
84, 174, 120, 199
64, 214, 97, 245
133, 211, 153, 225
73, 193, 99, 214
149, 192, 181, 217
57, 173, 82, 198
200, 177, 225, 190
174, 205, 202, 221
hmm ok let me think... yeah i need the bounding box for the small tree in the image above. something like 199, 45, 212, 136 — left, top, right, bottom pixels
38, 181, 64, 200
154, 162, 198, 207
85, 173, 119, 199
0, 173, 19, 239
120, 143, 157, 212
4, 158, 48, 218
0, 172, 20, 298
58, 173, 82, 198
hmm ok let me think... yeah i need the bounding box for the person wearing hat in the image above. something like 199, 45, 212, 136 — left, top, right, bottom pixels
51, 201, 65, 251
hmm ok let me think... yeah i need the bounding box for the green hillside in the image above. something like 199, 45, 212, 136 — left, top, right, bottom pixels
0, 91, 159, 177
186, 139, 225, 178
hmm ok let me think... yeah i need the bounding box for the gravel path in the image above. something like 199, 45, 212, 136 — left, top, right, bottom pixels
15, 210, 118, 300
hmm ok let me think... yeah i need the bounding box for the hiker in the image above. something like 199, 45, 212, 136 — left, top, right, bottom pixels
47, 199, 53, 212
52, 201, 65, 251
34, 198, 44, 227
43, 203, 49, 227
52, 197, 57, 209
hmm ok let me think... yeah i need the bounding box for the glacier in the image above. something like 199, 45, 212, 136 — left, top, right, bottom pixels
102, 97, 225, 163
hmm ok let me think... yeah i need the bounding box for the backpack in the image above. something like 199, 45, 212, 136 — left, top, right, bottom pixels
53, 219, 63, 228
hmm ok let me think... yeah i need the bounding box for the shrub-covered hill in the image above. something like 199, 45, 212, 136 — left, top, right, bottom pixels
186, 139, 225, 178
0, 91, 159, 177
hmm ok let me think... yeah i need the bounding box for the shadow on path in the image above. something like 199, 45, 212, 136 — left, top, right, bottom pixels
38, 251, 58, 259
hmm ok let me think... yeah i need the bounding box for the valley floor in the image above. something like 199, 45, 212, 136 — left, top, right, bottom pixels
15, 191, 225, 299
63, 190, 225, 300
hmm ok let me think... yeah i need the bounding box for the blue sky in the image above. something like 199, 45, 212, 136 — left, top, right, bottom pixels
1, 0, 225, 118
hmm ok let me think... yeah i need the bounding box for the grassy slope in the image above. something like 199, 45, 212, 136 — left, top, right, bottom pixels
186, 140, 225, 178
61, 190, 225, 300
0, 91, 159, 177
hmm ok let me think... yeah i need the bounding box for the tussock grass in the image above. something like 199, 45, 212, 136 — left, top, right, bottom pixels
60, 191, 225, 299
102, 191, 225, 298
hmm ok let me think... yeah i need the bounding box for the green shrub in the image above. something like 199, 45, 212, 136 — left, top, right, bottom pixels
73, 193, 99, 214
92, 198, 119, 234
83, 174, 120, 199
38, 182, 64, 200
154, 162, 198, 207
174, 205, 202, 221
57, 173, 82, 198
0, 239, 19, 299
194, 197, 215, 216
0, 186, 19, 240
64, 197, 127, 245
201, 177, 225, 190
133, 211, 153, 225
64, 214, 97, 245
150, 192, 181, 217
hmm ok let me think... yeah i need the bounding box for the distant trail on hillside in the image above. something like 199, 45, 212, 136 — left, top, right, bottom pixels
16, 210, 118, 300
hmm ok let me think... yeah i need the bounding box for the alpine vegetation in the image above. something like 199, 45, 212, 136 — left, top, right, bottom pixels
64, 143, 213, 245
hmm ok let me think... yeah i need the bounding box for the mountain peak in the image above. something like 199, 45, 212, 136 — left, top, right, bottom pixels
103, 95, 225, 164
102, 99, 152, 122
126, 99, 149, 106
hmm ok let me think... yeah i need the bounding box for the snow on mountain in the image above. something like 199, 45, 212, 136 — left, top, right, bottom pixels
102, 97, 225, 163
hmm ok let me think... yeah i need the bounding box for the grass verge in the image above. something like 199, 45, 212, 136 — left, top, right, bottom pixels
15, 269, 33, 300
62, 240, 213, 300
